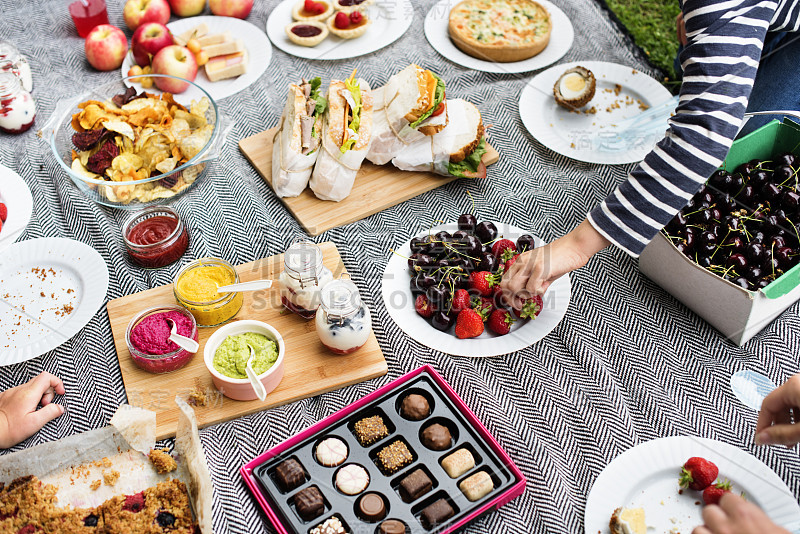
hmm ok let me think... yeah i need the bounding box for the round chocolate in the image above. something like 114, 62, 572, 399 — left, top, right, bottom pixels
400, 394, 430, 420
357, 492, 386, 522
316, 437, 348, 467
421, 423, 451, 450
378, 519, 407, 534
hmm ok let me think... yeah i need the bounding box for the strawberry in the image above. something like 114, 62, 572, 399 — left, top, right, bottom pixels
487, 308, 515, 335
702, 480, 732, 505
471, 296, 494, 321
679, 457, 719, 491
469, 271, 498, 297
502, 254, 517, 272
349, 10, 364, 24
513, 295, 543, 319
334, 11, 350, 29
492, 239, 517, 262
455, 309, 484, 339
0, 202, 6, 222
414, 294, 435, 319
451, 289, 471, 314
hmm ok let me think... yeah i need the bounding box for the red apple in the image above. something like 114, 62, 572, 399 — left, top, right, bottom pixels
85, 25, 128, 71
168, 0, 206, 17
151, 45, 197, 93
123, 0, 171, 30
209, 0, 253, 18
131, 22, 174, 67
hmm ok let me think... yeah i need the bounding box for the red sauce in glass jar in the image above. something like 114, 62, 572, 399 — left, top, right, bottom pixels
123, 207, 189, 269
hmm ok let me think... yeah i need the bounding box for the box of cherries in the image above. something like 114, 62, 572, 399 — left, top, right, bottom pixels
241, 366, 525, 533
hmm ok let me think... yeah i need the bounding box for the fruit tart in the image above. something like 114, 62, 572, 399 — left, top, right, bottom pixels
286, 20, 330, 46
332, 0, 374, 13
327, 10, 370, 39
293, 0, 334, 21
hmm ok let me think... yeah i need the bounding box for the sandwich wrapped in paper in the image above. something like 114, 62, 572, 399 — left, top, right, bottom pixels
309, 71, 373, 201
367, 64, 448, 165
272, 78, 328, 198
392, 98, 489, 178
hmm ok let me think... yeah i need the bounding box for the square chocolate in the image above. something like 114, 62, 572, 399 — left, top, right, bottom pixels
399, 468, 432, 502
376, 440, 413, 474
294, 486, 324, 521
420, 498, 455, 529
353, 415, 389, 446
275, 458, 305, 492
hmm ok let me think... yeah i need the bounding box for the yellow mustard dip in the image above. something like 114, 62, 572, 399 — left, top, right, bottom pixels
174, 259, 243, 327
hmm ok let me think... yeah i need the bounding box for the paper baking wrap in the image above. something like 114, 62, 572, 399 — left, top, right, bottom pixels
310, 79, 373, 202
271, 88, 321, 198
366, 84, 423, 165
0, 401, 213, 533
392, 98, 474, 176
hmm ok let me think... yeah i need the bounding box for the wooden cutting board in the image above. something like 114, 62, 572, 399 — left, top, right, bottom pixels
107, 242, 388, 441
239, 127, 500, 236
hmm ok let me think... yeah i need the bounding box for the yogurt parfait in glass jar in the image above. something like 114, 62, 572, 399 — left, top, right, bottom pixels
316, 275, 372, 354
0, 72, 35, 134
279, 240, 333, 319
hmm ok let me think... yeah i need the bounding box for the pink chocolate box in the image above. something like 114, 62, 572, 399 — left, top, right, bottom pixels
240, 364, 526, 533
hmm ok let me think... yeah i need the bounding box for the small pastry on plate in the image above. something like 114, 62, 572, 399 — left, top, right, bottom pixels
609, 507, 647, 534
327, 11, 371, 39
333, 0, 374, 13
293, 0, 334, 21
286, 21, 329, 46
553, 66, 596, 110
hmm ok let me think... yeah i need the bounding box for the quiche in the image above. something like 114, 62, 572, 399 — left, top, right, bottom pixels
448, 0, 552, 63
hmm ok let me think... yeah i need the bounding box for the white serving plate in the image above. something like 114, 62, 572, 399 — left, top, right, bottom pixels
0, 165, 33, 253
381, 222, 571, 357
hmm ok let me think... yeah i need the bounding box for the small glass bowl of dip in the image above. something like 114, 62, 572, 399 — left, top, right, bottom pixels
173, 257, 243, 327
122, 206, 189, 269
126, 305, 198, 374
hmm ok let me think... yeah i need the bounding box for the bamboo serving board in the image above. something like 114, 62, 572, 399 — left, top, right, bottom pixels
239, 127, 500, 236
107, 242, 388, 441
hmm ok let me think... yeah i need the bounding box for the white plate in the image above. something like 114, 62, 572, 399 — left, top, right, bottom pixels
0, 238, 109, 366
584, 436, 800, 534
520, 60, 673, 164
0, 165, 33, 253
121, 16, 271, 101
381, 222, 571, 357
266, 0, 414, 60
423, 0, 573, 74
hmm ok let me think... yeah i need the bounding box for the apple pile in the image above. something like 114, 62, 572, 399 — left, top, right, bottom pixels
128, 22, 198, 93
407, 216, 543, 339
663, 151, 800, 290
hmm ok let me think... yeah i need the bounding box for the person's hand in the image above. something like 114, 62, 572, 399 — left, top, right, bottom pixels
499, 219, 610, 308
693, 493, 789, 534
755, 374, 800, 447
0, 372, 65, 449
676, 12, 688, 46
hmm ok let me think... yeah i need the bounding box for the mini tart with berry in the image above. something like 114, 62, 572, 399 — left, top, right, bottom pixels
333, 0, 374, 13
292, 0, 334, 21
286, 20, 329, 46
327, 10, 371, 39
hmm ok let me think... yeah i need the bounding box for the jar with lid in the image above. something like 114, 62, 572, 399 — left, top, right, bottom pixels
315, 275, 372, 354
279, 240, 333, 319
0, 41, 32, 92
0, 72, 35, 134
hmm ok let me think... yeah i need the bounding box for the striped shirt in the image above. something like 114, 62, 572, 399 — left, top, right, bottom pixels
588, 0, 800, 256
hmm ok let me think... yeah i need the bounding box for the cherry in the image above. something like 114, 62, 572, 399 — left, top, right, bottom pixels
751, 231, 766, 243
725, 253, 748, 270
517, 234, 536, 252
464, 234, 482, 256
452, 230, 469, 240
676, 242, 691, 255
755, 278, 771, 290
723, 235, 745, 253
732, 277, 750, 289
475, 221, 497, 243
696, 255, 713, 268
775, 246, 793, 269
431, 311, 454, 331
745, 265, 763, 281
416, 272, 436, 290
736, 184, 756, 206
737, 162, 755, 176
685, 231, 697, 251
730, 174, 744, 192
769, 235, 787, 249
749, 170, 770, 188
774, 165, 794, 183
764, 257, 780, 272
410, 237, 428, 254
782, 191, 800, 211
777, 152, 797, 168
434, 230, 452, 243
722, 215, 740, 231
746, 242, 765, 262
761, 183, 782, 202
719, 193, 737, 214
698, 231, 717, 253
709, 170, 729, 191
478, 252, 498, 272
457, 213, 477, 232
410, 276, 422, 294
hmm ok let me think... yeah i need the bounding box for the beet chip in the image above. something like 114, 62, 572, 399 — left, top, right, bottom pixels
86, 140, 120, 174
112, 87, 143, 107
72, 128, 107, 151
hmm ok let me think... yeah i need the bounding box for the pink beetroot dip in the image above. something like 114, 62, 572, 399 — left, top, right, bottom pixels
130, 310, 193, 355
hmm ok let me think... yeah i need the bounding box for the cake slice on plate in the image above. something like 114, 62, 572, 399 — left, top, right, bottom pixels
609, 507, 647, 534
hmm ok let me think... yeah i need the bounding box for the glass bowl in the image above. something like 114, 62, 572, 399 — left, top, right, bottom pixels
39, 74, 229, 210
126, 305, 199, 374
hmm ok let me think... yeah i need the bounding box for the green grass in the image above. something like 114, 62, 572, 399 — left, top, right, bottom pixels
604, 0, 682, 87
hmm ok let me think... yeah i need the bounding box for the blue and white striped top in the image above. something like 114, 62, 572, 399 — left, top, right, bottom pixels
588, 0, 800, 256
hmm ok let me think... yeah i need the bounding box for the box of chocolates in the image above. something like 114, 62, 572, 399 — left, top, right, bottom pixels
240, 365, 525, 533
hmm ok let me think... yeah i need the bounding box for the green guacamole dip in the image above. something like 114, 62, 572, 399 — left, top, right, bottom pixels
213, 332, 278, 379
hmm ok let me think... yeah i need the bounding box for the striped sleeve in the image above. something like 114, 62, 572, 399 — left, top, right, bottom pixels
587, 0, 779, 257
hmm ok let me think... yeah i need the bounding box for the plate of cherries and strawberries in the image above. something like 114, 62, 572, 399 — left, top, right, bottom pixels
381, 215, 572, 357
